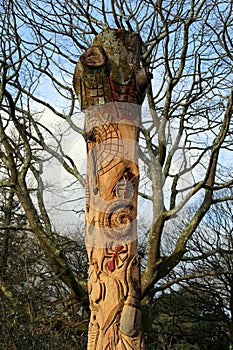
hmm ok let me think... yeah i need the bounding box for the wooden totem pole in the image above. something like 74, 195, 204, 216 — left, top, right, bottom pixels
73, 29, 150, 350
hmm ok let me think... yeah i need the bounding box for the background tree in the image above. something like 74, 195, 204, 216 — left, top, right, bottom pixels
0, 165, 88, 348
0, 0, 233, 348
148, 285, 229, 350
144, 195, 233, 349
177, 197, 233, 347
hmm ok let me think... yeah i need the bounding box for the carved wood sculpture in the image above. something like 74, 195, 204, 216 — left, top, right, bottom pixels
73, 29, 150, 350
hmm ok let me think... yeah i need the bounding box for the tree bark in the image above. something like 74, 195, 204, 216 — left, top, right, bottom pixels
73, 29, 150, 349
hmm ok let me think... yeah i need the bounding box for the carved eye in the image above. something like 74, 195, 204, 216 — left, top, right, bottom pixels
86, 130, 96, 143
93, 188, 98, 195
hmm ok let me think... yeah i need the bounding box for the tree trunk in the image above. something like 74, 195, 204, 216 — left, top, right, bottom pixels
73, 28, 150, 350
229, 280, 233, 346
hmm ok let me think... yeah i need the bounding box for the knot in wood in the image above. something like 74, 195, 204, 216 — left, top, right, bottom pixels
80, 46, 107, 68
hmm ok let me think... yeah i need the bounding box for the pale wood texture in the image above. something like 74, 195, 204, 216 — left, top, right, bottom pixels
73, 29, 150, 350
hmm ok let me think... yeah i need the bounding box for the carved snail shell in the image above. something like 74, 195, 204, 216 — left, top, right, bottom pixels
99, 200, 135, 239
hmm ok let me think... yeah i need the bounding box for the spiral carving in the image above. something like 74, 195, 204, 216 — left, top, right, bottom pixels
99, 200, 135, 239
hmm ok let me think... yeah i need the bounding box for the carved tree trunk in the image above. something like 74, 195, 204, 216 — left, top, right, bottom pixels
73, 29, 150, 350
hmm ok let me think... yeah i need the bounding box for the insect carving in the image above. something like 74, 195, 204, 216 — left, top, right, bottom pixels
105, 244, 128, 272
114, 169, 136, 201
